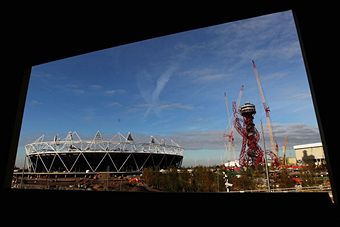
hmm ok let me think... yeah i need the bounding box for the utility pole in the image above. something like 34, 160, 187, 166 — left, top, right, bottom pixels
216, 173, 219, 192
106, 165, 110, 191
20, 155, 27, 189
261, 120, 271, 192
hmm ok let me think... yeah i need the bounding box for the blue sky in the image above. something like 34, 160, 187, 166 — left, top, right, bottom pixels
16, 10, 322, 167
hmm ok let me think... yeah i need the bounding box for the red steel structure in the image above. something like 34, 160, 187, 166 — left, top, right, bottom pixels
233, 102, 279, 167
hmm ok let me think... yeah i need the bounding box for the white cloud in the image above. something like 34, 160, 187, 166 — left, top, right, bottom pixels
105, 89, 126, 96
106, 102, 122, 107
166, 122, 321, 154
31, 72, 52, 78
262, 123, 321, 150
138, 102, 193, 112
81, 107, 97, 122
89, 84, 103, 90
158, 103, 193, 110
60, 84, 86, 95
195, 73, 226, 82
30, 99, 42, 105
71, 89, 85, 94
239, 41, 301, 62
170, 130, 226, 150
126, 107, 138, 113
182, 68, 231, 84
288, 92, 311, 100
290, 104, 310, 113
262, 72, 289, 81
280, 41, 301, 59
203, 11, 299, 65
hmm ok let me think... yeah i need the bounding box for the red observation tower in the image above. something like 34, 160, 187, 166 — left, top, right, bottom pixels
233, 102, 278, 167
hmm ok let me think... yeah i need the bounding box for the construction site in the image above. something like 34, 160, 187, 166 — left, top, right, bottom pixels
12, 60, 331, 196
218, 60, 331, 195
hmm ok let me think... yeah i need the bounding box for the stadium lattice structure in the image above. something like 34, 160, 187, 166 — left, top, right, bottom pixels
24, 131, 183, 174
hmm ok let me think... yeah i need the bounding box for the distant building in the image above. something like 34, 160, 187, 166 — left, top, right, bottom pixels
293, 142, 325, 166
285, 157, 297, 165
224, 160, 239, 167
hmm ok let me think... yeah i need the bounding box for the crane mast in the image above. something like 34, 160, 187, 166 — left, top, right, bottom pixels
224, 85, 244, 162
282, 136, 288, 165
251, 60, 278, 156
236, 85, 244, 110
224, 91, 233, 162
225, 85, 244, 132
224, 91, 231, 132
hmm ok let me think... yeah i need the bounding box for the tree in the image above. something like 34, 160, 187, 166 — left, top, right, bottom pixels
230, 167, 257, 191
271, 168, 295, 188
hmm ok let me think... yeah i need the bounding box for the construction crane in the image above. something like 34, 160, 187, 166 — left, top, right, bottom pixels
251, 60, 279, 157
282, 136, 288, 166
236, 85, 244, 110
223, 85, 244, 162
223, 91, 233, 162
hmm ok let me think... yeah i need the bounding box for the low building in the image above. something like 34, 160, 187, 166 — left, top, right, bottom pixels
224, 160, 239, 167
293, 142, 325, 166
286, 157, 297, 165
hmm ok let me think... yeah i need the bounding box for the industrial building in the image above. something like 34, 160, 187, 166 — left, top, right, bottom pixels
293, 142, 325, 166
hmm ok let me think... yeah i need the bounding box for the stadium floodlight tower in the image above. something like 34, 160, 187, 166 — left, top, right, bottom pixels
233, 102, 278, 167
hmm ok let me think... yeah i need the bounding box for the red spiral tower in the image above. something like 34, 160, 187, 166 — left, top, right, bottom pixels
233, 102, 278, 167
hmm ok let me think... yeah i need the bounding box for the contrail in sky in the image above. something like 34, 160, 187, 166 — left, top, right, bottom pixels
144, 65, 177, 117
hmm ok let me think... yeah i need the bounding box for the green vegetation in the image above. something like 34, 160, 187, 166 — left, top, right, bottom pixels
141, 164, 330, 192
228, 167, 261, 191
299, 163, 328, 187
142, 166, 224, 192
13, 163, 329, 192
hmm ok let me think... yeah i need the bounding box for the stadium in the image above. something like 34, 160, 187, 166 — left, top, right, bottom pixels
24, 131, 184, 174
